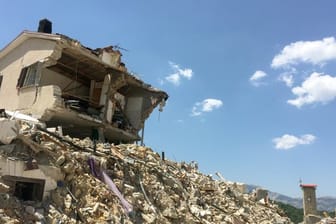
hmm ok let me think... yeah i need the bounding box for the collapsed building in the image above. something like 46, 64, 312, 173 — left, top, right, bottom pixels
0, 19, 168, 144
0, 20, 293, 223
0, 118, 292, 223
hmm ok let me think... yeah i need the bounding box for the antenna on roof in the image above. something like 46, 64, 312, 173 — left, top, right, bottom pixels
113, 44, 128, 52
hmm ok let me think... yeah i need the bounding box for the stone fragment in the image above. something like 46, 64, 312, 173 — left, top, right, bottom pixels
56, 155, 66, 166
34, 211, 45, 221
0, 120, 18, 144
0, 183, 10, 193
62, 163, 74, 174
25, 206, 35, 215
141, 213, 156, 223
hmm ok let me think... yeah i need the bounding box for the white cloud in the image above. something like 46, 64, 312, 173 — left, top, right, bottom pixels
165, 73, 180, 85
273, 134, 316, 150
250, 70, 267, 86
279, 73, 294, 87
191, 98, 223, 116
165, 62, 193, 86
272, 37, 336, 68
287, 72, 336, 108
179, 68, 193, 79
250, 70, 267, 81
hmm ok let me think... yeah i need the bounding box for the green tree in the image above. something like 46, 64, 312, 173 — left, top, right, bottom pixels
275, 201, 303, 224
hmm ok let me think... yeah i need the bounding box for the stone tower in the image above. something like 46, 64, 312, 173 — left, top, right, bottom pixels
300, 184, 318, 223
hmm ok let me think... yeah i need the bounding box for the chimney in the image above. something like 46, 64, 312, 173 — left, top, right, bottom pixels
38, 19, 52, 34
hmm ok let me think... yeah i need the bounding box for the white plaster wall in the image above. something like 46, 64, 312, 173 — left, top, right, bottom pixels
100, 51, 120, 68
101, 52, 113, 66
0, 157, 63, 198
17, 86, 39, 110
125, 97, 143, 129
27, 85, 63, 115
40, 68, 88, 96
0, 38, 56, 111
9, 85, 62, 117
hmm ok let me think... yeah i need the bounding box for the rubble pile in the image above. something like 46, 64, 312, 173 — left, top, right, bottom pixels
0, 120, 292, 223
317, 216, 336, 224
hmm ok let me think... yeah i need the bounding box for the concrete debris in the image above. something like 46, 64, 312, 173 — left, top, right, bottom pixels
0, 119, 19, 144
0, 182, 10, 193
0, 120, 292, 223
317, 216, 336, 224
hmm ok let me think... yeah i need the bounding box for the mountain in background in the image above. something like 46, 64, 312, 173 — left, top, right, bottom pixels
246, 185, 336, 212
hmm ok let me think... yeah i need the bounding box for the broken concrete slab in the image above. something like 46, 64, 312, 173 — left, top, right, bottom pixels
0, 120, 18, 144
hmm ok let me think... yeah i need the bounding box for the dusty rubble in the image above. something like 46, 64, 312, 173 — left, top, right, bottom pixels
317, 215, 336, 224
0, 120, 292, 224
319, 219, 336, 224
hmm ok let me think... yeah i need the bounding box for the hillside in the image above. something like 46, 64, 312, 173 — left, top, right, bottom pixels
247, 185, 336, 212
275, 201, 303, 224
270, 193, 336, 212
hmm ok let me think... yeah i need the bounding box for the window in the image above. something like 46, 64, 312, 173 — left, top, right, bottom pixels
17, 63, 40, 88
24, 65, 38, 86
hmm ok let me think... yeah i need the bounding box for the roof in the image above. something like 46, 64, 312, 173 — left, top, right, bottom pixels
0, 30, 168, 100
300, 184, 317, 188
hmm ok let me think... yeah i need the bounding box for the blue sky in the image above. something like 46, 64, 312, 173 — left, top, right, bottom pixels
1, 0, 336, 198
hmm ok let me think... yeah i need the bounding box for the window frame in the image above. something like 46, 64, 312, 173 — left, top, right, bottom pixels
17, 63, 41, 89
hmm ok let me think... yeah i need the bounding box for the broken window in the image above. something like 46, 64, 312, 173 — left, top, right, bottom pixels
17, 63, 40, 88
14, 182, 37, 201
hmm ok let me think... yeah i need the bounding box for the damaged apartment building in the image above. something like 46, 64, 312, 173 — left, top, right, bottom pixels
0, 19, 168, 143
0, 19, 167, 207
